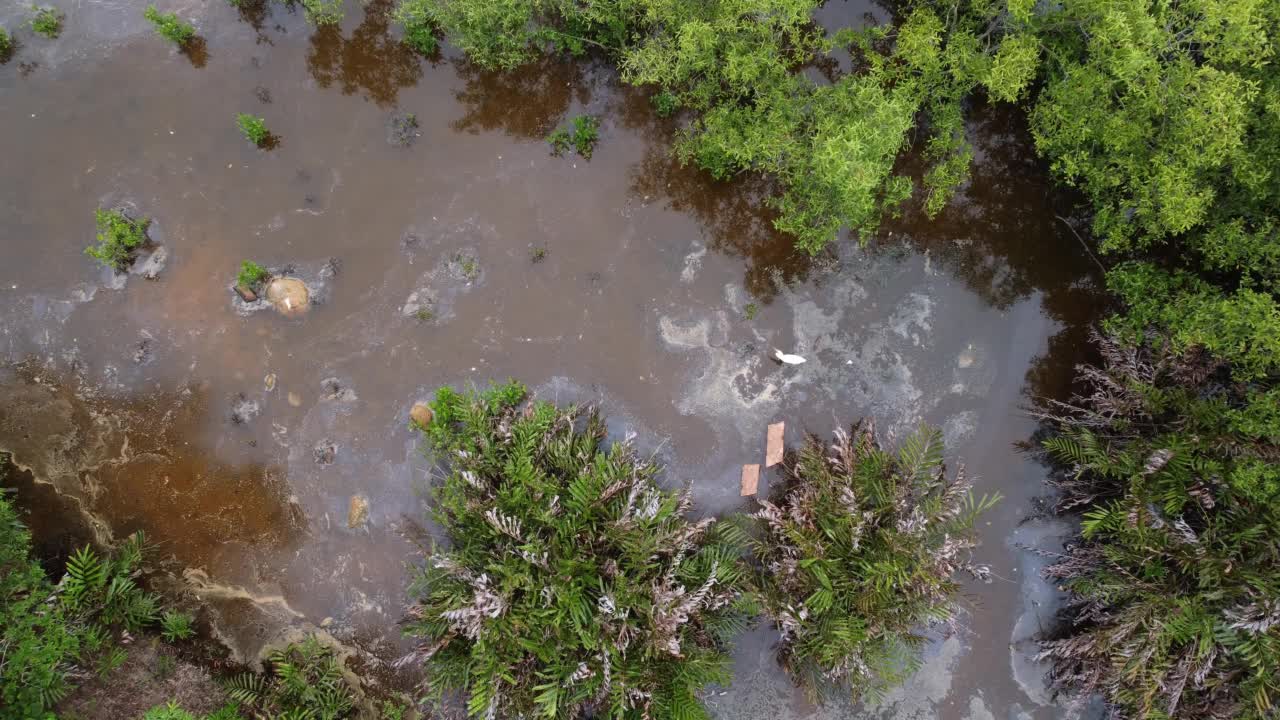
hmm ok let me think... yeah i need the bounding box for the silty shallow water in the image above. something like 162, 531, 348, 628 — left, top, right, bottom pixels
0, 1, 1105, 717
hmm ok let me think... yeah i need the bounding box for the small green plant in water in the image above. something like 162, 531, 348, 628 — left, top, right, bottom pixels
0, 27, 12, 58
651, 91, 678, 117
236, 260, 271, 291
743, 302, 759, 320
236, 113, 270, 147
160, 610, 194, 642
546, 115, 600, 159
30, 6, 63, 38
453, 253, 479, 281
86, 208, 150, 270
143, 6, 195, 46
413, 307, 434, 322
529, 246, 547, 263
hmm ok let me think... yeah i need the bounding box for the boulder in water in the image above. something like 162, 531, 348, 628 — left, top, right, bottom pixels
410, 402, 433, 428
265, 277, 309, 317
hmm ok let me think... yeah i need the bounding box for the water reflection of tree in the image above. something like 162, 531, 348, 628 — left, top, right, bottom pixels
450, 56, 591, 139
878, 100, 1108, 401
305, 0, 423, 107
616, 87, 819, 303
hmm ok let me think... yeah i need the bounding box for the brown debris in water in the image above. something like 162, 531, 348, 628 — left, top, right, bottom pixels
740, 464, 760, 497
766, 422, 785, 467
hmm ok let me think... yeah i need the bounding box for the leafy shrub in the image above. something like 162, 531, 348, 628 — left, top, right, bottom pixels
300, 0, 342, 25
235, 113, 270, 147
236, 260, 270, 290
752, 424, 996, 700
142, 701, 244, 720
402, 382, 752, 719
0, 484, 78, 717
143, 6, 195, 46
143, 701, 197, 720
85, 208, 150, 270
392, 1, 436, 55
30, 6, 63, 38
160, 609, 194, 642
1037, 333, 1280, 719
0, 27, 12, 58
1, 473, 177, 719
226, 635, 355, 719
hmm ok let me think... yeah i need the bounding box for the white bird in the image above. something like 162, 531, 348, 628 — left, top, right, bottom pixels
773, 348, 806, 365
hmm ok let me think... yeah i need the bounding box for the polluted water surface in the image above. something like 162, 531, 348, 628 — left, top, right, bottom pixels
0, 1, 1106, 718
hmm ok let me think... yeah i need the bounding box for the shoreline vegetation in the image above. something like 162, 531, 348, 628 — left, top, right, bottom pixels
0, 0, 1275, 718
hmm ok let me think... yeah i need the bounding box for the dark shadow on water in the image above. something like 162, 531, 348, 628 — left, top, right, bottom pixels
180, 36, 209, 68
450, 56, 591, 139
875, 99, 1110, 402
0, 362, 305, 578
305, 0, 423, 107
615, 86, 818, 303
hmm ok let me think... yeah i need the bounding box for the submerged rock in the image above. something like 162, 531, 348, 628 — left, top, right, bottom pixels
346, 495, 369, 528
410, 402, 432, 427
131, 245, 168, 280
265, 277, 309, 317
313, 439, 337, 465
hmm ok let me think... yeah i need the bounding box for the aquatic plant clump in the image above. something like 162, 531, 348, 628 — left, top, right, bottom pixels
86, 208, 150, 270
236, 113, 270, 147
236, 260, 270, 291
753, 423, 997, 700
403, 382, 753, 720
30, 6, 63, 38
143, 6, 196, 46
0, 27, 12, 57
547, 115, 600, 159
1036, 333, 1280, 719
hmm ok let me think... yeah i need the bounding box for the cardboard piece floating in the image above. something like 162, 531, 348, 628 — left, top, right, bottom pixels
740, 464, 760, 497
766, 421, 785, 467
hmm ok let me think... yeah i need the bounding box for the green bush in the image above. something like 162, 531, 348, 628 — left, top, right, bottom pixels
753, 424, 996, 700
235, 260, 270, 291
0, 485, 78, 717
1, 473, 177, 719
142, 701, 243, 720
143, 6, 195, 46
1037, 333, 1280, 719
300, 0, 342, 25
160, 610, 194, 642
403, 382, 752, 719
30, 6, 63, 38
235, 113, 270, 147
85, 208, 149, 270
226, 636, 355, 719
0, 27, 12, 57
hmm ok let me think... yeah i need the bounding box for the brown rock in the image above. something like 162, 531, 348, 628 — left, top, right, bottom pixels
235, 283, 258, 302
265, 277, 310, 317
410, 401, 433, 428
347, 495, 369, 528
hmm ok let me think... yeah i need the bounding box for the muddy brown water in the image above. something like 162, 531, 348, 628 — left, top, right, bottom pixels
1, 2, 1105, 718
